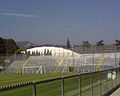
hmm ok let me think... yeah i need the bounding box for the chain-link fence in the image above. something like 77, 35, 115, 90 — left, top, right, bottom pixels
0, 47, 120, 96
0, 67, 120, 96
71, 45, 120, 54
0, 51, 120, 74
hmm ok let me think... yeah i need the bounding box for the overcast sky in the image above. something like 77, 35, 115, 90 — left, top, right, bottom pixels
0, 0, 120, 45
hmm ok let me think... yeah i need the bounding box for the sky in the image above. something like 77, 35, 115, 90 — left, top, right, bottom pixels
0, 0, 120, 45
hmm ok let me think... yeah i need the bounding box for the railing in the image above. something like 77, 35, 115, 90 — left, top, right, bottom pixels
1, 52, 120, 74
0, 67, 120, 96
71, 45, 120, 54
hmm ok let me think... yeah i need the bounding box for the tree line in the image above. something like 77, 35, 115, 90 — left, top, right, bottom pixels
66, 39, 120, 48
81, 40, 120, 47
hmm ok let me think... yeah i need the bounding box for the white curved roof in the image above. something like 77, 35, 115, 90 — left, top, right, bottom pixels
27, 46, 80, 56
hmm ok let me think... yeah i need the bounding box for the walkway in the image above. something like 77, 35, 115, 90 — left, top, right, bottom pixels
110, 87, 120, 96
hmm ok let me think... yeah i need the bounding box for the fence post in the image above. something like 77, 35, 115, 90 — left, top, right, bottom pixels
111, 70, 113, 89
78, 75, 81, 96
115, 52, 117, 67
99, 71, 102, 96
2, 67, 3, 74
32, 83, 36, 96
92, 53, 95, 72
91, 73, 93, 96
106, 71, 108, 95
115, 68, 117, 86
119, 68, 120, 85
61, 77, 64, 96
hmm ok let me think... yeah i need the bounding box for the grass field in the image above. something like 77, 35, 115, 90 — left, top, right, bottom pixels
0, 73, 78, 87
0, 71, 118, 96
0, 73, 80, 96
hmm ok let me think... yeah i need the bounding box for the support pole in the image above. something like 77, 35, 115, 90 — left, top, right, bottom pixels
78, 75, 81, 96
32, 83, 36, 96
92, 53, 95, 72
61, 77, 64, 96
99, 71, 102, 96
91, 73, 93, 96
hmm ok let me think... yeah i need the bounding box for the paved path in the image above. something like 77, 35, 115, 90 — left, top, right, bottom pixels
110, 87, 120, 96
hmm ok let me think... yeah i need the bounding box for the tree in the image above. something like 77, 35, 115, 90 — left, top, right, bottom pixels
96, 40, 104, 46
82, 41, 91, 47
0, 37, 19, 67
15, 48, 26, 54
0, 37, 6, 66
115, 40, 120, 46
0, 37, 6, 54
66, 38, 71, 48
3, 39, 19, 54
0, 37, 19, 55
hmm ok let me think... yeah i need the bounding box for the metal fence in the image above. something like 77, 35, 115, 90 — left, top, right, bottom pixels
71, 45, 120, 54
0, 67, 120, 96
0, 52, 120, 74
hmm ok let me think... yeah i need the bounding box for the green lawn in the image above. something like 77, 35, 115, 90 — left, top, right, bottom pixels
0, 73, 78, 87
0, 73, 80, 96
0, 72, 118, 96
